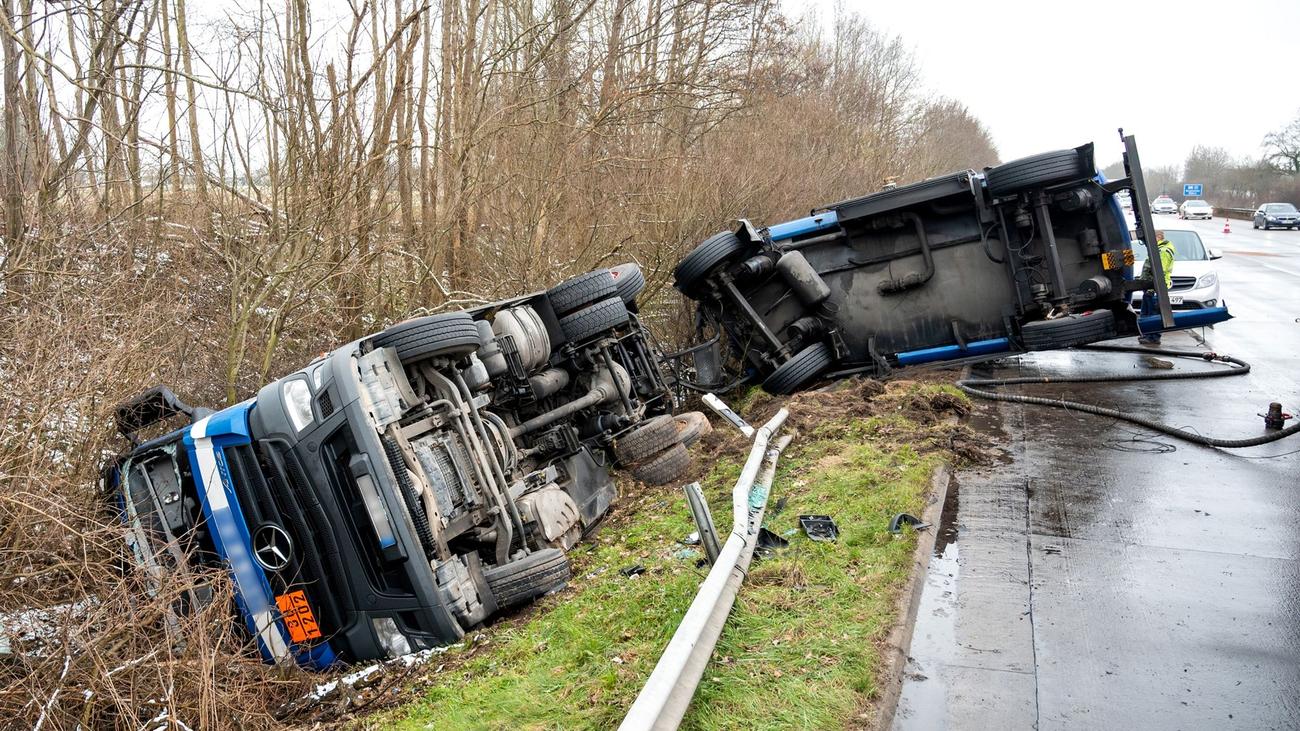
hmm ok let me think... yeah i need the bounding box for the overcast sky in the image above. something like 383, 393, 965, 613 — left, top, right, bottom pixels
812, 0, 1300, 170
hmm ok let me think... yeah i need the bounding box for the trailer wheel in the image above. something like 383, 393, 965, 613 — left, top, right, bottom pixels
558, 296, 629, 343
1021, 310, 1116, 351
762, 342, 834, 395
609, 263, 646, 305
673, 231, 749, 296
631, 443, 691, 485
483, 548, 571, 610
373, 312, 483, 362
985, 147, 1093, 197
546, 269, 618, 317
613, 415, 678, 464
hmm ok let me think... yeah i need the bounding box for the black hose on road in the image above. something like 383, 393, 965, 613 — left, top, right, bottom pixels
957, 344, 1300, 449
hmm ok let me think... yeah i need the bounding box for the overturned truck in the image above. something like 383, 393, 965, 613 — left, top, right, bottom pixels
675, 136, 1232, 394
104, 266, 706, 668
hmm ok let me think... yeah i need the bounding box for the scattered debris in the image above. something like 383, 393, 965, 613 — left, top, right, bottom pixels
755, 527, 789, 558
672, 548, 701, 561
681, 531, 700, 545
888, 512, 930, 534
769, 496, 788, 517
1141, 356, 1174, 369
620, 565, 647, 578
799, 515, 840, 542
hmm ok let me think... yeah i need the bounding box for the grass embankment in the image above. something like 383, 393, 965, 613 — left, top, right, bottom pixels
372, 379, 972, 730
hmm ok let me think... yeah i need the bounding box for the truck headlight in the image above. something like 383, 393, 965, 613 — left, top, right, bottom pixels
282, 379, 314, 432
371, 617, 411, 656
1196, 272, 1218, 288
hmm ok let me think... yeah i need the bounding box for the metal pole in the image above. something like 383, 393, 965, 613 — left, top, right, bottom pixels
1121, 132, 1175, 328
619, 408, 790, 731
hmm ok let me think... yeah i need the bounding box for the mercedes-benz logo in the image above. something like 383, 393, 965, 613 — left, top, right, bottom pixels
252, 523, 293, 572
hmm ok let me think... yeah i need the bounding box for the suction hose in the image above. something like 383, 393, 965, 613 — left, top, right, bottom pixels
957, 344, 1300, 449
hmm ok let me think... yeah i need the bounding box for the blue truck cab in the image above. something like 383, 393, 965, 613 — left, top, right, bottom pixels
103, 267, 694, 668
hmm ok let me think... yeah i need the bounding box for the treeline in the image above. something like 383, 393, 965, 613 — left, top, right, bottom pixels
1104, 111, 1300, 207
0, 1, 997, 727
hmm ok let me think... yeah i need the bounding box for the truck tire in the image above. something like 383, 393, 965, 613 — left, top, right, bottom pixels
762, 342, 834, 395
610, 263, 646, 304
483, 548, 571, 610
631, 443, 691, 485
1021, 310, 1116, 351
614, 415, 678, 464
673, 411, 712, 447
558, 296, 629, 343
547, 270, 617, 316
374, 312, 482, 362
674, 231, 749, 296
985, 147, 1093, 197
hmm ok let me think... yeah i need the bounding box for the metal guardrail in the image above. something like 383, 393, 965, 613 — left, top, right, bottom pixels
619, 408, 792, 731
1213, 207, 1254, 221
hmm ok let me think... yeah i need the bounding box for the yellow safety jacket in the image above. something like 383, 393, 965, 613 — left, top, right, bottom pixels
1141, 238, 1176, 290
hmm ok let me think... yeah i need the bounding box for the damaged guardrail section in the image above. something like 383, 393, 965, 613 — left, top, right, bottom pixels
619, 408, 792, 731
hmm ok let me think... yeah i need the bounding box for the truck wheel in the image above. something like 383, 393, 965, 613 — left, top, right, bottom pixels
985, 147, 1093, 197
1021, 310, 1116, 351
673, 411, 713, 447
547, 269, 617, 316
483, 548, 571, 610
374, 312, 483, 362
762, 342, 834, 395
610, 263, 646, 305
558, 296, 629, 343
631, 443, 691, 485
673, 231, 749, 296
614, 415, 678, 463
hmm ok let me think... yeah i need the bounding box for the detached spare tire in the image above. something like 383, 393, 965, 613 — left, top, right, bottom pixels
614, 415, 678, 464
1021, 309, 1116, 351
673, 411, 713, 447
631, 443, 691, 486
610, 263, 646, 305
674, 231, 749, 296
762, 342, 835, 395
558, 296, 629, 343
547, 269, 617, 316
985, 145, 1094, 197
483, 548, 571, 610
373, 312, 482, 362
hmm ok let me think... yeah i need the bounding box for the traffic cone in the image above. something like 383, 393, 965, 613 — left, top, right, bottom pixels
1222, 218, 1231, 234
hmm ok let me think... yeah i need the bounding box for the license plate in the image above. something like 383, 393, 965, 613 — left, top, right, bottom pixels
1169, 296, 1184, 304
276, 590, 324, 643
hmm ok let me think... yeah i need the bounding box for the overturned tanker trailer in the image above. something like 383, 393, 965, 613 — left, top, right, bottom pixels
673, 134, 1233, 394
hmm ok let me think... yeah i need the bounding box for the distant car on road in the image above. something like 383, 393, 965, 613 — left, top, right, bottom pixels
1131, 229, 1222, 310
1151, 196, 1178, 215
1117, 191, 1133, 211
1253, 202, 1300, 230
1178, 199, 1213, 220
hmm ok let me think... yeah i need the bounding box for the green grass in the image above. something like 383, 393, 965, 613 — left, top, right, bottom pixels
381, 385, 956, 731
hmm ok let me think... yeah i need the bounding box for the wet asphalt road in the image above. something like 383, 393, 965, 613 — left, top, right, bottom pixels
894, 215, 1300, 730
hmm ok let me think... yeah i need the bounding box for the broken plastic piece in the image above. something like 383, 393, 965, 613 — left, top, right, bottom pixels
621, 565, 647, 578
755, 527, 789, 559
798, 514, 839, 542
888, 512, 931, 534
701, 393, 754, 438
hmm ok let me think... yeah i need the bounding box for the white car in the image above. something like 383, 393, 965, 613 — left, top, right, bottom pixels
1130, 229, 1222, 310
1151, 197, 1178, 215
1178, 199, 1213, 220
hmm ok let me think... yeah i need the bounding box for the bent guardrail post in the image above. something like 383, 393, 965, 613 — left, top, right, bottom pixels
683, 482, 723, 565
619, 408, 791, 731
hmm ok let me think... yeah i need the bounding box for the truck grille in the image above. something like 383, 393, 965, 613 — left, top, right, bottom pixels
222, 443, 347, 654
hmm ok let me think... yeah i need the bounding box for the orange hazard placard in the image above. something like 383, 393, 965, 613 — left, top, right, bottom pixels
275, 590, 323, 644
